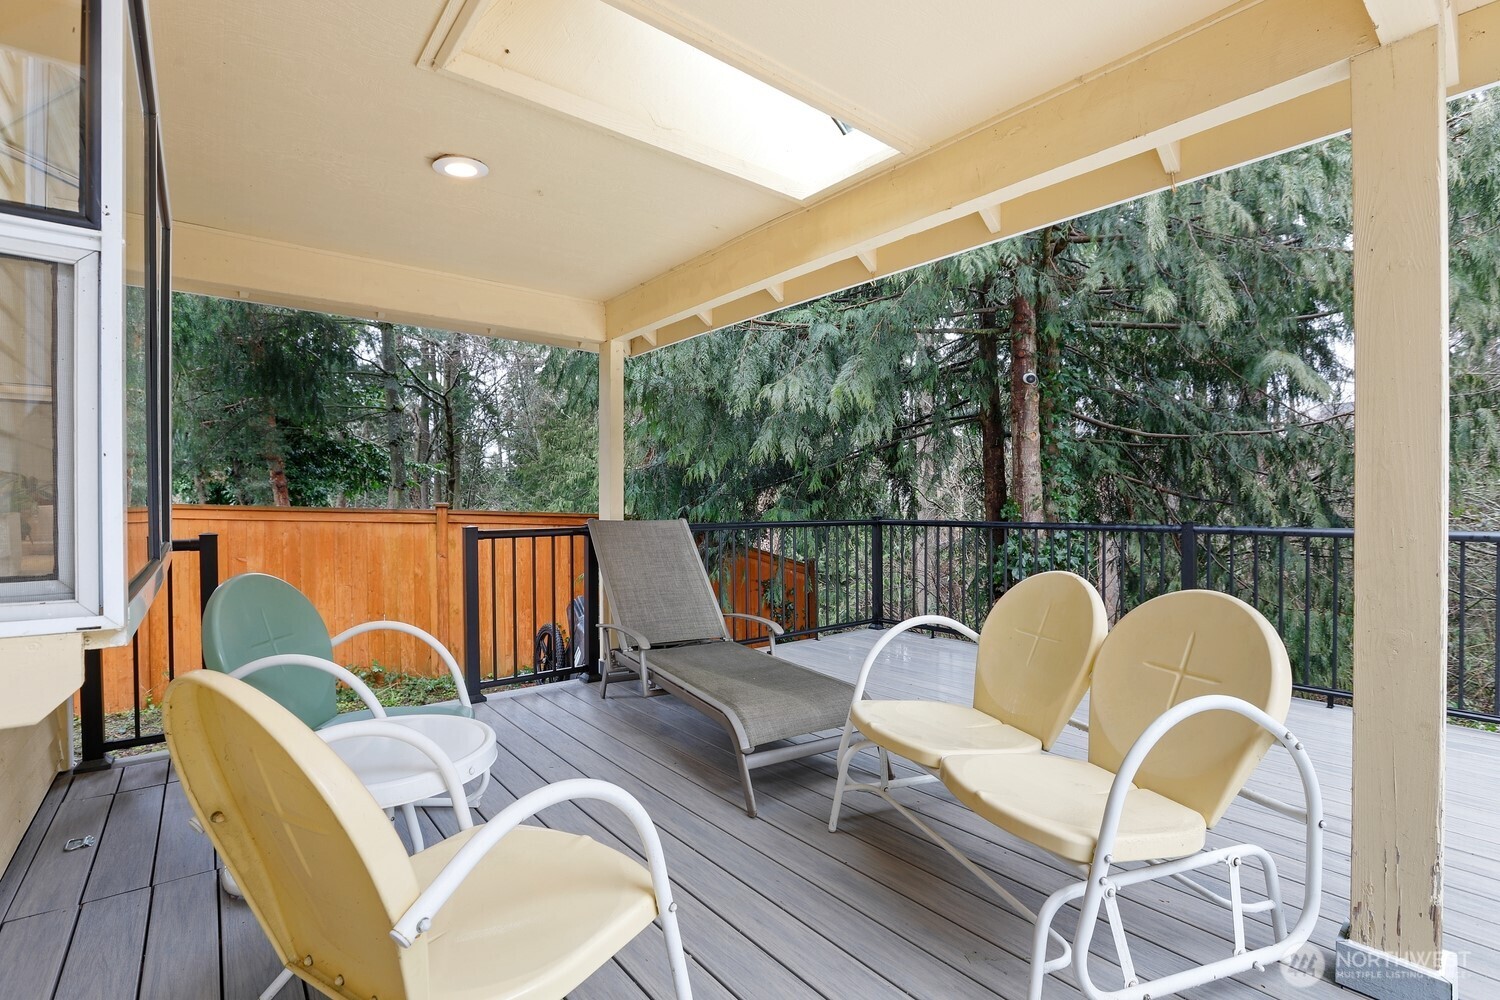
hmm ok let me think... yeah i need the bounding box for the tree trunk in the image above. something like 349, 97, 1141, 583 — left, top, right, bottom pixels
416, 339, 434, 507
441, 345, 462, 505
264, 416, 292, 507
977, 330, 1008, 521
380, 322, 407, 508
1040, 326, 1060, 521
1009, 293, 1043, 521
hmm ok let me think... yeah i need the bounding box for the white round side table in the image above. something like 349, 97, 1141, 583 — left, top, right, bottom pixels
320, 714, 498, 851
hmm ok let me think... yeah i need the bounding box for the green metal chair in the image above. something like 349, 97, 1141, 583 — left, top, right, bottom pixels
201, 572, 474, 730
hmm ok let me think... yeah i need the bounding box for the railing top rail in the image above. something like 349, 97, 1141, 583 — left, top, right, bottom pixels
469, 525, 590, 541
470, 517, 1500, 545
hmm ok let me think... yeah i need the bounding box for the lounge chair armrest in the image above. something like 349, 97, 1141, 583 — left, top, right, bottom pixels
230, 655, 387, 717
318, 721, 475, 833
722, 613, 783, 652
722, 613, 783, 635
598, 622, 652, 651
331, 621, 471, 707
391, 778, 677, 948
850, 615, 980, 704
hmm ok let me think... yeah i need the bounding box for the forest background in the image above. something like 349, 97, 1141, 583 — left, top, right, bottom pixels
169, 96, 1500, 533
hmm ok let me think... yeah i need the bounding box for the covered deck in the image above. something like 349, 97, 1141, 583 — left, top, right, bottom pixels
4, 629, 1496, 999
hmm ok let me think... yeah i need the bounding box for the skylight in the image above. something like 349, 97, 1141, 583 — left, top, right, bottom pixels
432, 0, 900, 200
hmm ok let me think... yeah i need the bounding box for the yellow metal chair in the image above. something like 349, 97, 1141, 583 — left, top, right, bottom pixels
828, 570, 1108, 832
938, 590, 1323, 1000
164, 671, 692, 1000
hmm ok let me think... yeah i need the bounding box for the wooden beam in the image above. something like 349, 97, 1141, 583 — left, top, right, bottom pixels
606, 0, 1379, 340
1361, 0, 1441, 44
172, 223, 605, 350
766, 282, 785, 304
977, 204, 1003, 235
1155, 141, 1183, 175
1347, 24, 1448, 972
696, 308, 713, 329
597, 339, 627, 520
634, 78, 1358, 354
855, 248, 878, 274
1442, 0, 1461, 86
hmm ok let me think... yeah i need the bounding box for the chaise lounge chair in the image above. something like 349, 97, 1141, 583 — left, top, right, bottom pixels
587, 518, 856, 817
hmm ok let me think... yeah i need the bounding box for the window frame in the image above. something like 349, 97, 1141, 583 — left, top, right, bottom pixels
0, 0, 173, 641
0, 0, 103, 229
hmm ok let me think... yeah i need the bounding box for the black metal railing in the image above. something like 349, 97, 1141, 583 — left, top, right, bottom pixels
672, 519, 1497, 723
77, 532, 220, 767
460, 525, 599, 698
79, 517, 1496, 762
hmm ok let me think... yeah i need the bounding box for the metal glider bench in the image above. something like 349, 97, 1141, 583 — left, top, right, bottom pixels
832, 587, 1324, 1000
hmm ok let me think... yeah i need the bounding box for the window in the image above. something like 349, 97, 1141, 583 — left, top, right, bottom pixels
0, 0, 96, 223
0, 0, 170, 638
0, 253, 73, 600
120, 0, 171, 619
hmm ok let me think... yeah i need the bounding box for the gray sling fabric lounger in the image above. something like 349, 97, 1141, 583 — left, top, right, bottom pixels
588, 519, 854, 816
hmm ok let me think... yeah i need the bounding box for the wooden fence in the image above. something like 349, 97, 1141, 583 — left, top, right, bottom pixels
96, 506, 819, 713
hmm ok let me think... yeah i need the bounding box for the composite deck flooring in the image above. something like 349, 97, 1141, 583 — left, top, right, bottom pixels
1, 628, 1496, 999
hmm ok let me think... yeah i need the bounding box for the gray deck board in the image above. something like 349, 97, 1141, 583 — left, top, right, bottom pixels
2, 628, 1495, 998
0, 907, 75, 1000
152, 778, 215, 884
0, 774, 68, 920
220, 890, 303, 1000
138, 869, 221, 1000
51, 887, 151, 1000
5, 792, 112, 920
82, 784, 165, 902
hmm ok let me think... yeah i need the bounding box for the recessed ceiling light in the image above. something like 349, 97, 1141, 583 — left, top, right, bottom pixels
432, 155, 489, 179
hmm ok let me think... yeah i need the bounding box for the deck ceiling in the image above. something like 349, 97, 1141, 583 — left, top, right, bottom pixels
152, 0, 1500, 350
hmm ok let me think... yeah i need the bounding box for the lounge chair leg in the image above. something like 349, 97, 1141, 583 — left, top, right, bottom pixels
259, 967, 295, 1000
736, 752, 757, 818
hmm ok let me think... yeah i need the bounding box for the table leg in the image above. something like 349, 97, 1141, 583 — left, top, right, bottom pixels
401, 802, 425, 851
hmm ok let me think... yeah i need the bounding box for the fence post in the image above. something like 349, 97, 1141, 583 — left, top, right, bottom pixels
1180, 521, 1199, 591
75, 648, 110, 772
461, 525, 486, 704
870, 518, 885, 629
584, 532, 602, 680
196, 532, 220, 615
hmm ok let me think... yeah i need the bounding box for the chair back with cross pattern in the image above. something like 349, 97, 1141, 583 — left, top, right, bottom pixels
202, 573, 340, 730
972, 571, 1107, 749
165, 670, 426, 999
1089, 589, 1291, 826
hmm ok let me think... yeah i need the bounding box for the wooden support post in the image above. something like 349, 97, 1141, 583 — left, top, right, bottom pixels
1344, 25, 1452, 988
598, 339, 627, 520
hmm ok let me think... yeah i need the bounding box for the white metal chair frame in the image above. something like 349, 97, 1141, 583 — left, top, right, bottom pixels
390, 777, 693, 1000
230, 647, 488, 805
830, 619, 1325, 1000
330, 618, 474, 711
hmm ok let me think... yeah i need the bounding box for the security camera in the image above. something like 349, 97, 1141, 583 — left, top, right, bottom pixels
1021, 371, 1039, 386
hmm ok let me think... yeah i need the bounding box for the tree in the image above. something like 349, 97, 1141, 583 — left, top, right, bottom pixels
172, 296, 385, 506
